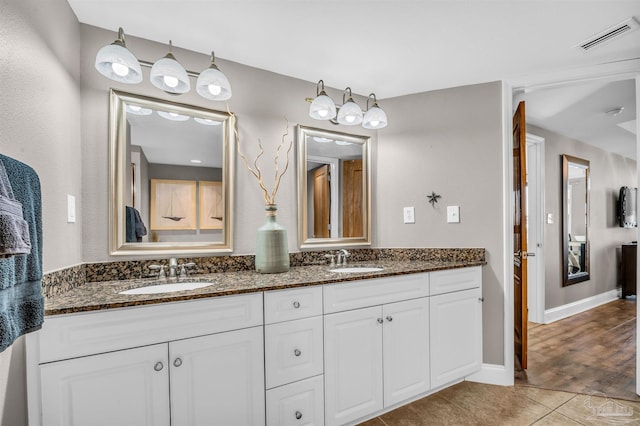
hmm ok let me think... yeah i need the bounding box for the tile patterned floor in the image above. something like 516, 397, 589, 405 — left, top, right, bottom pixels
358, 381, 640, 425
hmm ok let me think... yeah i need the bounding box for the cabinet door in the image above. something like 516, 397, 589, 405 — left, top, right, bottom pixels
383, 297, 430, 406
324, 306, 383, 426
430, 287, 483, 388
169, 326, 265, 426
40, 344, 170, 426
266, 375, 324, 426
265, 316, 324, 389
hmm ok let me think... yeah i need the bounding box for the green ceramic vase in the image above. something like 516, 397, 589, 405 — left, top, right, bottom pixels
255, 204, 290, 273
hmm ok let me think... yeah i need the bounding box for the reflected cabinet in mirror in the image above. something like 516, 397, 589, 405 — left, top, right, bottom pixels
109, 90, 234, 255
296, 125, 371, 249
562, 154, 590, 286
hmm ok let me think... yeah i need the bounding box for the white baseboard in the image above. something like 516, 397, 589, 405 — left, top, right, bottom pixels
466, 363, 512, 386
543, 289, 619, 324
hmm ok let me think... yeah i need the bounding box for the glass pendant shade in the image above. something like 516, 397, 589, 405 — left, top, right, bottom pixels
150, 44, 190, 94
362, 105, 388, 129
309, 93, 337, 120
196, 53, 232, 101
337, 98, 363, 125
95, 28, 142, 84
157, 111, 190, 121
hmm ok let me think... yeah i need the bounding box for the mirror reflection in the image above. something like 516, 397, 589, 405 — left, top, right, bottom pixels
562, 154, 590, 286
109, 90, 234, 255
297, 125, 371, 248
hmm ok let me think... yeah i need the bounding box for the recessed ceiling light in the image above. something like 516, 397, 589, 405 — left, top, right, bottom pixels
605, 107, 624, 117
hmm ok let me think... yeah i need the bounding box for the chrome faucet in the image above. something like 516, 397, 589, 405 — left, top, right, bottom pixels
168, 257, 179, 278
336, 249, 351, 266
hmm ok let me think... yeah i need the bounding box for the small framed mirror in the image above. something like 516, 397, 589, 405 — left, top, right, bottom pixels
109, 90, 234, 255
296, 125, 371, 249
562, 154, 590, 286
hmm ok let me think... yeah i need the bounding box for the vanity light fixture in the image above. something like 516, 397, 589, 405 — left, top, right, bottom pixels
309, 80, 337, 120
196, 52, 232, 101
125, 104, 152, 115
95, 28, 232, 101
157, 111, 190, 121
307, 80, 388, 129
150, 41, 190, 94
337, 87, 364, 126
312, 136, 333, 143
95, 27, 143, 84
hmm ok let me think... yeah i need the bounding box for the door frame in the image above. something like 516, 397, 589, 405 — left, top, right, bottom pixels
501, 60, 640, 387
526, 133, 545, 324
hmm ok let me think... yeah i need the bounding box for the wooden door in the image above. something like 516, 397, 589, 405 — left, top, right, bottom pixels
343, 159, 363, 237
382, 297, 430, 406
324, 306, 383, 426
513, 101, 529, 370
312, 165, 330, 238
40, 344, 170, 426
169, 326, 265, 426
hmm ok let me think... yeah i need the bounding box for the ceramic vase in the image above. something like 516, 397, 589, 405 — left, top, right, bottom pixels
255, 204, 290, 273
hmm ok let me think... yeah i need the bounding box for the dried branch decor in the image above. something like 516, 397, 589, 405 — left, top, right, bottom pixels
229, 108, 293, 205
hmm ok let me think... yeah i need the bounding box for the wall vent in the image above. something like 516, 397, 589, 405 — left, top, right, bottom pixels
577, 17, 639, 51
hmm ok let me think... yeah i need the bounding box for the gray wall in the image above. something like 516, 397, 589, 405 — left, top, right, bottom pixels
0, 0, 81, 424
376, 82, 505, 365
529, 125, 637, 310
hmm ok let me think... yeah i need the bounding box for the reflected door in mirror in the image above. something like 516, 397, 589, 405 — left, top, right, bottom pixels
562, 154, 590, 286
312, 165, 330, 238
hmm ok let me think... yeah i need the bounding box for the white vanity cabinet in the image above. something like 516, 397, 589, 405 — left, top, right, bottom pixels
29, 294, 265, 426
264, 286, 325, 426
323, 274, 431, 426
429, 267, 483, 388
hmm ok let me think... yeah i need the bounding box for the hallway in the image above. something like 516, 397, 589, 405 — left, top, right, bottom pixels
515, 299, 638, 401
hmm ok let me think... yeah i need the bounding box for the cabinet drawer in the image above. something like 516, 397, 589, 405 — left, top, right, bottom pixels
264, 286, 323, 324
266, 375, 324, 426
265, 316, 323, 389
430, 266, 481, 296
323, 273, 429, 313
38, 293, 263, 363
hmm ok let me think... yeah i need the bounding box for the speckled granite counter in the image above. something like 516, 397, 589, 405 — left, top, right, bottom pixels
44, 259, 485, 315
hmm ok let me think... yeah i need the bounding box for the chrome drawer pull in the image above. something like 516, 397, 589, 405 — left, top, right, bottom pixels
154, 361, 163, 372
377, 318, 383, 324
294, 349, 302, 357
293, 301, 301, 309
295, 411, 302, 420
173, 357, 183, 367
386, 316, 393, 322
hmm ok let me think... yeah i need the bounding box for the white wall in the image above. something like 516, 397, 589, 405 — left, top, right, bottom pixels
376, 82, 505, 365
529, 125, 637, 309
0, 0, 81, 424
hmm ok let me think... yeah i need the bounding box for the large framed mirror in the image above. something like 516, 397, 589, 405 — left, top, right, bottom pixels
109, 90, 234, 255
562, 154, 590, 286
296, 125, 371, 249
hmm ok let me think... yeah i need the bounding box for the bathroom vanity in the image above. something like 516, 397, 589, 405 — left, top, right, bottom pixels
26, 262, 482, 426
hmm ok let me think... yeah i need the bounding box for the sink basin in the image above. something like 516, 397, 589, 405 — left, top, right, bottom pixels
119, 282, 215, 295
329, 267, 384, 273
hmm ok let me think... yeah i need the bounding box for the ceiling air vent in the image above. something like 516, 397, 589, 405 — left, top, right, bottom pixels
577, 17, 639, 51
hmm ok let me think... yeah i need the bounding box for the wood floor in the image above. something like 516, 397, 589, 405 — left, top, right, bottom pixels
515, 298, 638, 401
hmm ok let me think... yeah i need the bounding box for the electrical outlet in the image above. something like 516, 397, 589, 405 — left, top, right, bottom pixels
447, 206, 460, 223
403, 207, 415, 224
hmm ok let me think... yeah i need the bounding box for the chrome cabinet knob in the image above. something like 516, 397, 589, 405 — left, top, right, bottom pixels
377, 318, 383, 324
479, 297, 485, 302
173, 357, 183, 367
386, 316, 393, 322
154, 361, 163, 372
292, 301, 301, 309
294, 349, 302, 357
295, 411, 302, 420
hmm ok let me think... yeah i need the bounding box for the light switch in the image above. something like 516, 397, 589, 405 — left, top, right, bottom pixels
67, 194, 76, 223
447, 206, 460, 223
403, 207, 415, 224
547, 213, 553, 224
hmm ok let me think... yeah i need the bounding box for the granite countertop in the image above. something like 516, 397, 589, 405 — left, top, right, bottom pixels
45, 259, 485, 316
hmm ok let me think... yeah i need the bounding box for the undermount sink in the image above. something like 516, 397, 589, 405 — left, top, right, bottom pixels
119, 282, 216, 295
329, 267, 384, 273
